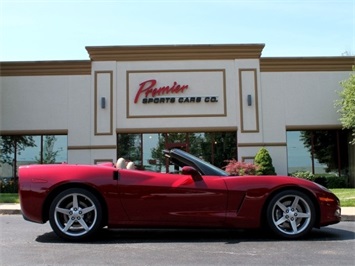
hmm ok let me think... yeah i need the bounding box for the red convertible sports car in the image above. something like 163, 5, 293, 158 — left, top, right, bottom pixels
19, 149, 341, 241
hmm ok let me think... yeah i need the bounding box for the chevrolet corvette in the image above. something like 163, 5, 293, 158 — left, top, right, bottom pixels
18, 149, 341, 241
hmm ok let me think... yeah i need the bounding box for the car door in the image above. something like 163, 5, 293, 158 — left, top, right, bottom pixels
118, 170, 228, 226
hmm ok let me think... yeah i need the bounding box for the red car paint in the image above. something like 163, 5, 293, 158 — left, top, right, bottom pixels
18, 149, 341, 240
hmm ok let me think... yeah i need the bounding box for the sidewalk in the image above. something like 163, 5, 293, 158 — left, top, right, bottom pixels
341, 207, 355, 221
0, 203, 21, 215
1, 203, 354, 221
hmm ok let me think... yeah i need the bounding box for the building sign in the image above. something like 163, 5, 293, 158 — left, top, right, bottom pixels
127, 70, 226, 118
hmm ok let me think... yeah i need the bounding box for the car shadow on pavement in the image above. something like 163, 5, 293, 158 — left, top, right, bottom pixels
36, 226, 355, 244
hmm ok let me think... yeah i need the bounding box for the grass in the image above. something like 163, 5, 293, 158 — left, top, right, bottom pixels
330, 189, 355, 207
0, 189, 354, 206
0, 193, 20, 204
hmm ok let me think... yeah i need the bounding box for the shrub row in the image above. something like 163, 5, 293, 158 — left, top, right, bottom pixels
0, 179, 18, 193
291, 171, 348, 188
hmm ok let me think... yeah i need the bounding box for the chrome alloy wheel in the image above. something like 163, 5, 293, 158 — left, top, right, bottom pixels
49, 188, 102, 241
54, 193, 97, 236
267, 190, 315, 239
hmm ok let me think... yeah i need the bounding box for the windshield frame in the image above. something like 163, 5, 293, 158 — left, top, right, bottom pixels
168, 149, 229, 177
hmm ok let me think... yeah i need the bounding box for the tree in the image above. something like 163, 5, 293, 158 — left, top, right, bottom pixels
254, 147, 276, 175
301, 131, 335, 172
150, 132, 237, 172
0, 136, 36, 179
151, 133, 205, 172
299, 130, 349, 176
335, 67, 355, 144
0, 136, 35, 165
35, 135, 62, 164
204, 132, 237, 168
117, 134, 141, 162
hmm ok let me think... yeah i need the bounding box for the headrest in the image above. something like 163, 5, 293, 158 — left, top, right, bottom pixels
116, 158, 126, 169
126, 161, 135, 170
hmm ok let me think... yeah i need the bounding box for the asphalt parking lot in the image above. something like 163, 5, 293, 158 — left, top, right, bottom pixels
1, 215, 354, 266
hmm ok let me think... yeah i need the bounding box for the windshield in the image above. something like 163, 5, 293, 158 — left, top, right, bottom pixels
194, 155, 229, 176
170, 149, 229, 176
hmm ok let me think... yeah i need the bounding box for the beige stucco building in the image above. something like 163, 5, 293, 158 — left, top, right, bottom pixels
1, 44, 354, 186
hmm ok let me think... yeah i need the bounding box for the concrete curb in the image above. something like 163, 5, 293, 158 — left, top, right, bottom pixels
0, 204, 21, 215
341, 215, 355, 222
0, 209, 21, 215
1, 204, 354, 221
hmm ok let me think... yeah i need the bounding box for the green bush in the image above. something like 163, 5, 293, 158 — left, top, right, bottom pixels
326, 176, 347, 188
0, 179, 18, 193
313, 176, 328, 187
291, 171, 348, 188
254, 148, 276, 175
291, 171, 314, 180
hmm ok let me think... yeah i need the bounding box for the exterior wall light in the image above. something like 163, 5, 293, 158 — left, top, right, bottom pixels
247, 94, 252, 106
101, 97, 106, 109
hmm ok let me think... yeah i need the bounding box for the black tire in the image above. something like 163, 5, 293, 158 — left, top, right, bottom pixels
49, 188, 103, 241
266, 190, 316, 239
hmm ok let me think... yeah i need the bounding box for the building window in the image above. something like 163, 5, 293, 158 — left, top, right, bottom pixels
287, 130, 350, 178
117, 132, 237, 172
0, 135, 67, 180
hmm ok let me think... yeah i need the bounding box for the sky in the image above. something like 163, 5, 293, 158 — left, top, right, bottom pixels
0, 0, 354, 61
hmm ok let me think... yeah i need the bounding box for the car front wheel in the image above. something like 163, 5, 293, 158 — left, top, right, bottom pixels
49, 188, 103, 241
266, 190, 316, 239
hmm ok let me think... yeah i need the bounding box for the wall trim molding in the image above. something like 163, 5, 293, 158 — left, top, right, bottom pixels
238, 142, 287, 147
116, 127, 238, 134
0, 61, 91, 76
86, 44, 265, 61
0, 130, 68, 135
68, 145, 117, 150
286, 125, 343, 130
260, 57, 354, 72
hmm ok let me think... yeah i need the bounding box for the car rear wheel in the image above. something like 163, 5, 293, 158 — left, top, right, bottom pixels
266, 190, 315, 239
49, 188, 103, 241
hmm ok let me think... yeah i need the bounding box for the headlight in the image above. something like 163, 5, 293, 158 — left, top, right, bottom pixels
318, 196, 337, 203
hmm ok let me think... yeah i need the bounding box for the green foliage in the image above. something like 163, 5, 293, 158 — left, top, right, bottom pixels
0, 193, 19, 203
254, 147, 276, 175
150, 132, 237, 170
335, 66, 355, 144
291, 171, 315, 180
291, 171, 348, 188
326, 176, 347, 188
300, 130, 349, 174
117, 134, 141, 163
300, 131, 336, 172
35, 135, 62, 164
208, 132, 237, 168
330, 189, 355, 206
0, 136, 36, 164
0, 179, 18, 193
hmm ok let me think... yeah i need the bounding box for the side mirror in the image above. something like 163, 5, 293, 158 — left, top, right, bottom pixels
181, 166, 203, 182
